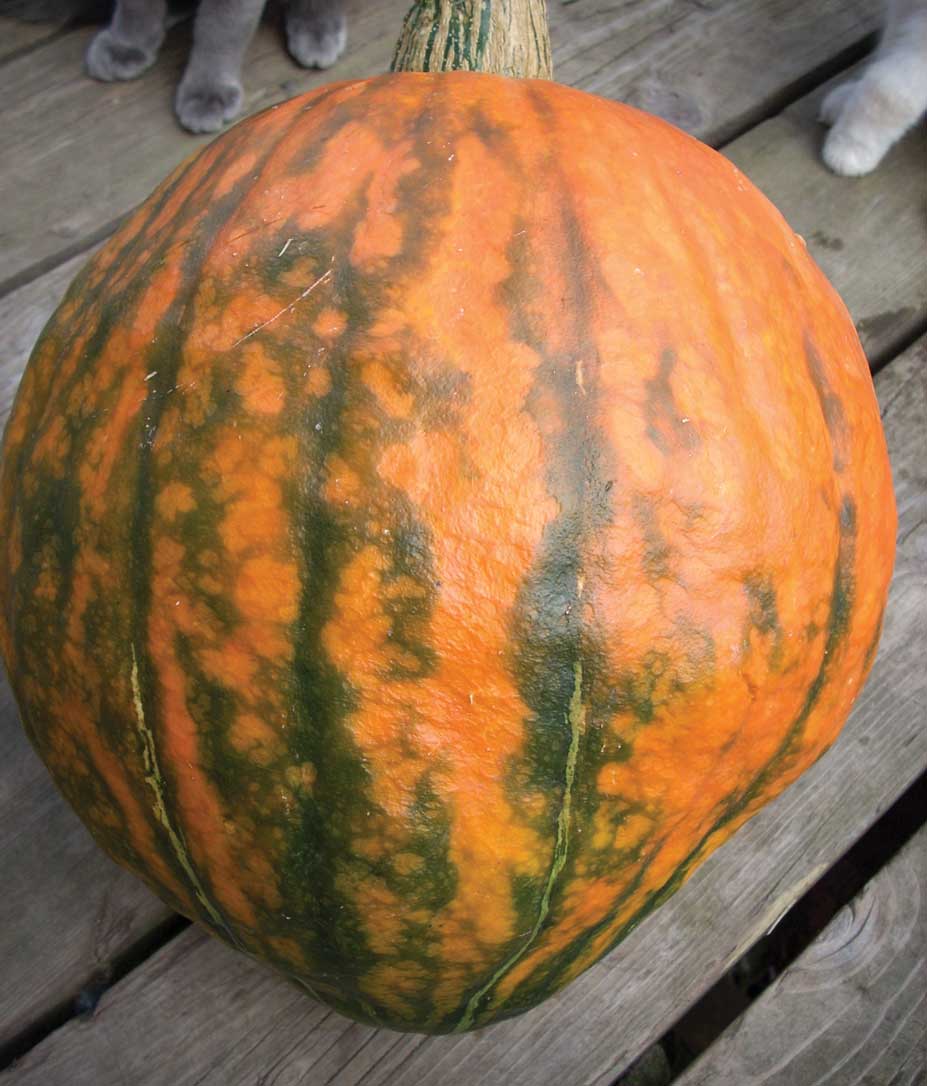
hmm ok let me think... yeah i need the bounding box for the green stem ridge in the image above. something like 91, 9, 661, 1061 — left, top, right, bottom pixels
454, 660, 586, 1031
392, 0, 553, 80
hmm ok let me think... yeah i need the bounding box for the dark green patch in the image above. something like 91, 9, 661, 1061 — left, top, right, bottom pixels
804, 335, 849, 473
489, 477, 859, 1023
644, 348, 700, 456
633, 494, 672, 581
117, 121, 316, 944
743, 573, 784, 670
443, 89, 621, 1031
612, 653, 669, 724
400, 775, 458, 912
277, 86, 474, 1027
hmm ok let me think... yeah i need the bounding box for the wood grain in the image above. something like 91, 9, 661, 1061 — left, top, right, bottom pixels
677, 824, 927, 1086
550, 0, 878, 141
0, 14, 68, 64
0, 0, 880, 297
5, 331, 924, 1086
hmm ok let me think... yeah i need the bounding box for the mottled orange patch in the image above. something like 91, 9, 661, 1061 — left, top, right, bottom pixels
266, 935, 309, 969
351, 142, 418, 269
34, 546, 60, 601
613, 812, 654, 853
305, 364, 331, 398
220, 477, 287, 556
322, 453, 362, 506
362, 960, 429, 1018
229, 712, 283, 762
214, 150, 260, 199
363, 360, 415, 419
393, 852, 424, 875
79, 371, 147, 513
285, 762, 317, 792
259, 436, 299, 478
133, 261, 184, 343
313, 307, 347, 340
156, 482, 196, 522
198, 639, 259, 688
31, 415, 69, 477
238, 343, 286, 415
234, 555, 299, 625
367, 308, 407, 340
340, 876, 403, 957
5, 507, 22, 579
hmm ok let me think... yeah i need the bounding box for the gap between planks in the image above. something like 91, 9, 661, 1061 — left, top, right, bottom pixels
613, 771, 927, 1084
675, 818, 927, 1086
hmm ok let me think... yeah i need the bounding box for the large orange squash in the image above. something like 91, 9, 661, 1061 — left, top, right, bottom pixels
0, 71, 895, 1032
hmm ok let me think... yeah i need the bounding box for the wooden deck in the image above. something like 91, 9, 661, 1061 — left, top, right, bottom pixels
0, 1, 924, 1083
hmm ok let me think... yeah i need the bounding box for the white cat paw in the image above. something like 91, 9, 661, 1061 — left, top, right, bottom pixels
86, 28, 161, 81
821, 127, 886, 176
175, 78, 244, 134
818, 81, 858, 127
286, 12, 347, 69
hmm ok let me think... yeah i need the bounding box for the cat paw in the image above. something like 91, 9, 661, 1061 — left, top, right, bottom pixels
175, 77, 244, 133
86, 27, 161, 81
819, 81, 858, 127
821, 127, 886, 176
286, 11, 347, 69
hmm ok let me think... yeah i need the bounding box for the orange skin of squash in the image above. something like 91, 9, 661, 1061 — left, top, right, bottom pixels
0, 73, 896, 1031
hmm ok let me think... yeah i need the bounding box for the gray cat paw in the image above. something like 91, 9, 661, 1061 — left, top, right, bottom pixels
286, 11, 347, 69
175, 78, 244, 134
86, 28, 160, 81
819, 81, 858, 127
821, 128, 885, 177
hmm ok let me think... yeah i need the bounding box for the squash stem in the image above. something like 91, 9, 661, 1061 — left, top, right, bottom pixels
391, 0, 553, 79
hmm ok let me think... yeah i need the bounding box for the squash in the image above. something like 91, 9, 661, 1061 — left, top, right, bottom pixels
0, 1, 895, 1035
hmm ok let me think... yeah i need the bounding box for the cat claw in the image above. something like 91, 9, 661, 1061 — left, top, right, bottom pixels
86, 28, 161, 81
175, 78, 244, 134
286, 13, 347, 69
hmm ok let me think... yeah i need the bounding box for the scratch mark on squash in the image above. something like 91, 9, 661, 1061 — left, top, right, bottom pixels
575, 358, 586, 396
231, 268, 333, 349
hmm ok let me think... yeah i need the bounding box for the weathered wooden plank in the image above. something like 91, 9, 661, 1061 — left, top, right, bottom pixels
677, 824, 927, 1086
552, 0, 878, 142
0, 0, 881, 297
6, 331, 924, 1086
0, 14, 68, 63
0, 248, 99, 430
726, 74, 927, 366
